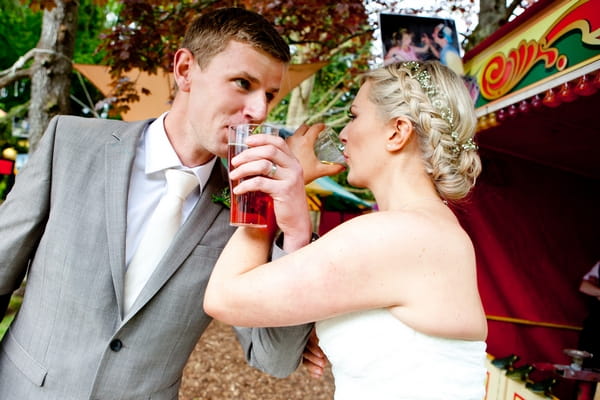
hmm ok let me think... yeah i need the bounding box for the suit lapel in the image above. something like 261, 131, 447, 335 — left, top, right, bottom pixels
122, 161, 230, 320
104, 119, 153, 317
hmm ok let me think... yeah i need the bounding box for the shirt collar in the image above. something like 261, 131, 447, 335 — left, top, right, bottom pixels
144, 112, 217, 192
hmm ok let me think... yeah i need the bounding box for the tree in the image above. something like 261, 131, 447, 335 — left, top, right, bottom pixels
95, 0, 373, 120
0, 0, 532, 151
0, 0, 78, 151
0, 0, 107, 151
28, 0, 79, 150
464, 0, 534, 51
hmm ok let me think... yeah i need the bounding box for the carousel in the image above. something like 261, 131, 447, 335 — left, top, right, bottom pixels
460, 0, 600, 398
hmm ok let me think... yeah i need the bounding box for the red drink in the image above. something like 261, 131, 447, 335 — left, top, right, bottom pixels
228, 143, 274, 228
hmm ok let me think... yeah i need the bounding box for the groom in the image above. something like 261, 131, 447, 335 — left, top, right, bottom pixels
0, 7, 330, 399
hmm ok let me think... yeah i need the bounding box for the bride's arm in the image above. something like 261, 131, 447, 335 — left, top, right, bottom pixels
203, 213, 410, 327
204, 135, 411, 327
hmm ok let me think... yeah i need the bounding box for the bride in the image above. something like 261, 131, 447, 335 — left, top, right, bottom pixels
204, 60, 487, 399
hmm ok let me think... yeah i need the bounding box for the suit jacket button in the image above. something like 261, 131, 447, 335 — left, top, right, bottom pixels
110, 339, 123, 352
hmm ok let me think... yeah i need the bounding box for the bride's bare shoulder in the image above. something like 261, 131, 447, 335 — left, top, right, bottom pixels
337, 209, 452, 231
326, 209, 471, 252
326, 210, 439, 241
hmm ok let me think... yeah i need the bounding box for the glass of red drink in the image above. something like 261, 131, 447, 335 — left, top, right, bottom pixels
228, 124, 278, 228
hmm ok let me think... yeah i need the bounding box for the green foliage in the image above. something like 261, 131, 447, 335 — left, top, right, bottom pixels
0, 177, 10, 200
0, 313, 16, 339
0, 0, 113, 122
0, 102, 30, 150
0, 1, 40, 112
0, 1, 42, 70
74, 0, 111, 65
0, 292, 23, 339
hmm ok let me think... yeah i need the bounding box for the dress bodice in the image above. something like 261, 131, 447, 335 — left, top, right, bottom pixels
316, 309, 486, 400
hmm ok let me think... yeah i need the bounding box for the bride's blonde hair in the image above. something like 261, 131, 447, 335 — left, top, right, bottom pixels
362, 61, 481, 201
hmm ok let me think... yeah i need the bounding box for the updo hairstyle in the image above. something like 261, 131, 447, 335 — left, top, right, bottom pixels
362, 61, 481, 201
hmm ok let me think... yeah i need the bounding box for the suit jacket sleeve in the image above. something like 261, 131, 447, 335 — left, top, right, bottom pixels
0, 117, 58, 317
233, 324, 312, 377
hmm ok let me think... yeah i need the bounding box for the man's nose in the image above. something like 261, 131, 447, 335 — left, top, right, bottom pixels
244, 92, 269, 122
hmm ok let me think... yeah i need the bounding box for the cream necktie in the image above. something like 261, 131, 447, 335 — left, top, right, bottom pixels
124, 169, 199, 314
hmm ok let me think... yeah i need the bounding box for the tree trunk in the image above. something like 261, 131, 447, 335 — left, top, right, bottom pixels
479, 0, 507, 36
28, 0, 78, 151
465, 0, 508, 51
285, 75, 315, 128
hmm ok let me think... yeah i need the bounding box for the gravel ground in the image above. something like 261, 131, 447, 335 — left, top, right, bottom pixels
179, 320, 335, 400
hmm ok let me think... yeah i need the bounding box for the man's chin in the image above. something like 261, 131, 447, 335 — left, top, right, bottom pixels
215, 145, 229, 160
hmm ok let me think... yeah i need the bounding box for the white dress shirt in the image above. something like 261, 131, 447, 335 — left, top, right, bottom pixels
125, 112, 217, 266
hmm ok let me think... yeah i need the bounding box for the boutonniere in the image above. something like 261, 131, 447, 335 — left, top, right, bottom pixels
211, 187, 230, 208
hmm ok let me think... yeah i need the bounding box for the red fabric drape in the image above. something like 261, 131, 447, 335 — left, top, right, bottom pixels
454, 148, 599, 369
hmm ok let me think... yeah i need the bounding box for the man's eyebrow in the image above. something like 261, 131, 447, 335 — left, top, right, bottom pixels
238, 71, 258, 84
238, 71, 280, 95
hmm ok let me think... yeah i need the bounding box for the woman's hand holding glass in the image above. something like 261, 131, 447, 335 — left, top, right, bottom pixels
286, 123, 346, 184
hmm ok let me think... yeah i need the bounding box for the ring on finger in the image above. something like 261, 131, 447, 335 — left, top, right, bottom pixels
267, 162, 278, 178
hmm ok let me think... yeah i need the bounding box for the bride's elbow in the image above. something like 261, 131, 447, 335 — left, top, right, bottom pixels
204, 281, 257, 326
203, 286, 227, 320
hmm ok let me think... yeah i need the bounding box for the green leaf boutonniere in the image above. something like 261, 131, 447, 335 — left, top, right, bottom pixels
212, 187, 230, 208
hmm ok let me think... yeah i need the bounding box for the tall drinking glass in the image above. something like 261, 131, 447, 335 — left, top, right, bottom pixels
228, 124, 278, 228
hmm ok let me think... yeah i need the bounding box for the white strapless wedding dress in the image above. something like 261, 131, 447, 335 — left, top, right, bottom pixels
316, 309, 487, 400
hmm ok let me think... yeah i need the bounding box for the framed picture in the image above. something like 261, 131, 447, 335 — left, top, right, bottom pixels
379, 13, 464, 76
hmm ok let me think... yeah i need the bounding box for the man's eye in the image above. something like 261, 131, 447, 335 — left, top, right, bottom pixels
266, 93, 275, 103
346, 110, 356, 120
235, 79, 251, 90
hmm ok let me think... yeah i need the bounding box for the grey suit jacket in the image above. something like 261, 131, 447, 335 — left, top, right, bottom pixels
0, 116, 311, 400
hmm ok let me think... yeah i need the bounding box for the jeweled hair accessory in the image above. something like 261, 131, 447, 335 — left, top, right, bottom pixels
401, 61, 477, 156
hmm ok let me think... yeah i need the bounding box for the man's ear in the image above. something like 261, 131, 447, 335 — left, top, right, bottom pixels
173, 48, 195, 92
386, 116, 413, 152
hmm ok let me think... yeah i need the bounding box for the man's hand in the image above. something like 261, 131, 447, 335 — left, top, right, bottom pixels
287, 123, 346, 185
302, 327, 328, 378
